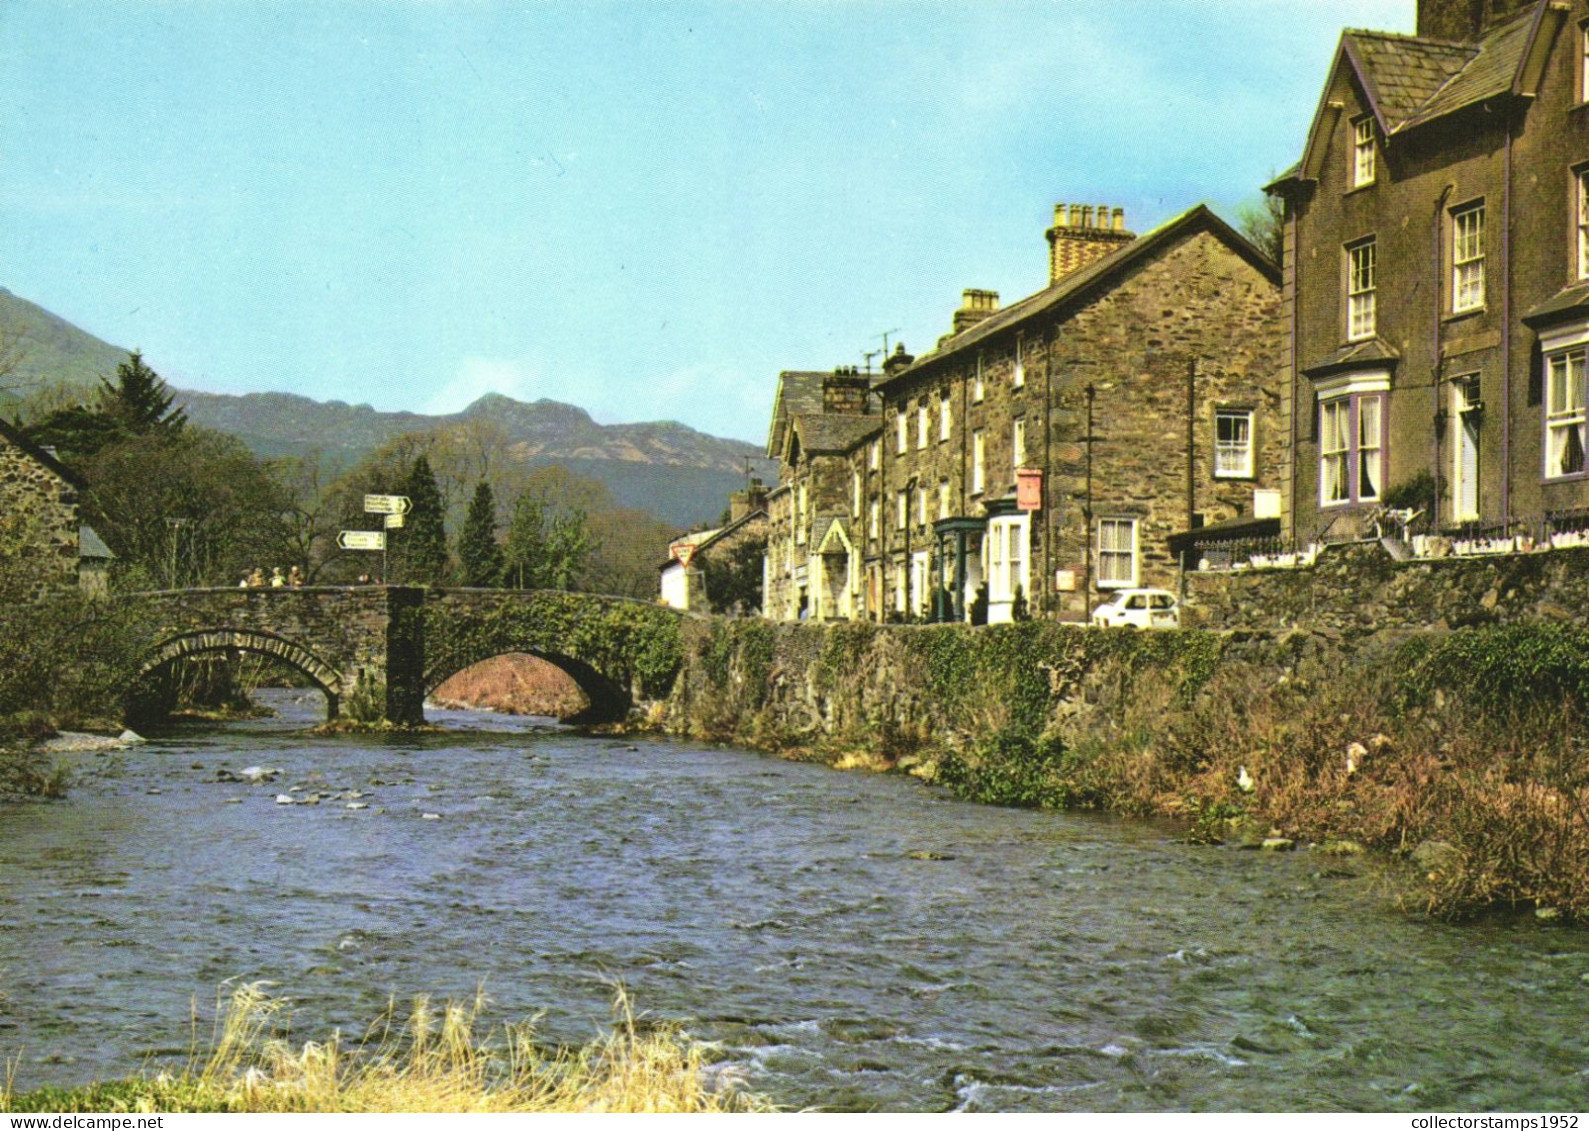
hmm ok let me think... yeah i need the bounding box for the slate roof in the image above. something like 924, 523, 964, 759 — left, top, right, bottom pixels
1397, 12, 1535, 129
657, 506, 767, 571
79, 525, 114, 560
1523, 281, 1589, 328
765, 371, 828, 459
1302, 336, 1401, 378
1345, 32, 1477, 130
792, 413, 881, 455
882, 204, 1277, 385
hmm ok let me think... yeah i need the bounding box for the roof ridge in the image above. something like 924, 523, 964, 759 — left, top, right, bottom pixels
1344, 27, 1476, 48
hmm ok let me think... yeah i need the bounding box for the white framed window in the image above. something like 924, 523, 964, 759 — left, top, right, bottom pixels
916, 484, 928, 527
894, 562, 906, 612
916, 400, 928, 450
896, 489, 907, 530
972, 429, 985, 494
1097, 518, 1138, 589
910, 551, 930, 615
1318, 385, 1386, 506
869, 498, 880, 540
1578, 169, 1589, 282
869, 438, 881, 471
1452, 203, 1484, 313
895, 411, 907, 454
1352, 116, 1375, 188
1580, 20, 1589, 103
939, 391, 952, 441
1013, 335, 1025, 389
1214, 408, 1254, 478
796, 483, 807, 545
1546, 348, 1587, 479
938, 478, 951, 520
1012, 416, 1026, 468
851, 470, 862, 517
973, 354, 985, 402
1347, 239, 1376, 341
986, 513, 1030, 611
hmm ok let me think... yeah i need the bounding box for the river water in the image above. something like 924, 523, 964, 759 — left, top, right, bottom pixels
1, 689, 1586, 1112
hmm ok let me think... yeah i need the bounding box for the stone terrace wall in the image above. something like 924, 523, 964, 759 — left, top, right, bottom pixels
1185, 541, 1589, 640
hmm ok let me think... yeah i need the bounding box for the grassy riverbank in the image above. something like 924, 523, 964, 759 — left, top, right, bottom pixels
2, 986, 765, 1114
665, 619, 1589, 923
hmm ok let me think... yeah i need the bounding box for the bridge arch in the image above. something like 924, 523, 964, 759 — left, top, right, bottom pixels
422, 648, 629, 725
136, 629, 347, 717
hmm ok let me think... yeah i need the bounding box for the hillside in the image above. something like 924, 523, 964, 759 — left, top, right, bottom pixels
0, 288, 776, 529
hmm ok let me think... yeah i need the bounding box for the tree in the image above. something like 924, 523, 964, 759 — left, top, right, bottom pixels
100, 350, 186, 434
502, 491, 596, 591
503, 491, 548, 589
396, 455, 448, 585
701, 537, 766, 616
457, 480, 504, 587
1237, 191, 1284, 268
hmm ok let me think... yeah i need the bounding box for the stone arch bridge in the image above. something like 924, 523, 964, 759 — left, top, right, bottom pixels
125, 587, 688, 724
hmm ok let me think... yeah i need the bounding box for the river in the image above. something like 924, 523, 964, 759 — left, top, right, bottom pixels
0, 689, 1585, 1112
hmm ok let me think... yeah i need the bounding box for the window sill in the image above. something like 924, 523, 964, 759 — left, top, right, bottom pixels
1443, 306, 1485, 324
1344, 181, 1376, 196
1213, 472, 1256, 482
1542, 473, 1589, 485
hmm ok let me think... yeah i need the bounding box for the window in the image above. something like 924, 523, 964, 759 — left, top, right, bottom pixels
1547, 348, 1587, 478
910, 551, 930, 615
939, 392, 952, 441
974, 354, 985, 402
1452, 204, 1484, 313
1578, 169, 1589, 282
869, 438, 881, 471
916, 485, 927, 527
1012, 416, 1026, 468
1347, 240, 1376, 341
896, 411, 907, 454
1581, 20, 1589, 103
916, 400, 928, 449
894, 563, 906, 612
1097, 518, 1138, 588
796, 484, 807, 545
972, 429, 985, 494
869, 498, 880, 540
1319, 391, 1385, 506
851, 470, 862, 517
987, 514, 1030, 609
938, 478, 951, 520
1352, 117, 1375, 188
1214, 408, 1254, 478
896, 489, 907, 530
1013, 335, 1025, 389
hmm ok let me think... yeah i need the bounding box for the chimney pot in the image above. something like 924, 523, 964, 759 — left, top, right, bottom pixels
1113, 207, 1124, 232
1052, 203, 1068, 228
1080, 205, 1093, 228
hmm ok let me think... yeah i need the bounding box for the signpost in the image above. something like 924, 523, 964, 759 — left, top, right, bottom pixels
363, 494, 411, 516
337, 531, 386, 551
384, 513, 405, 529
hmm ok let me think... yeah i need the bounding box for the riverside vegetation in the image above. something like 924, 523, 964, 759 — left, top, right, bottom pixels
664, 618, 1589, 923
0, 985, 765, 1113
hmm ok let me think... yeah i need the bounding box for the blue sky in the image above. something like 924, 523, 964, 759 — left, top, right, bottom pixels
1, 1, 1411, 444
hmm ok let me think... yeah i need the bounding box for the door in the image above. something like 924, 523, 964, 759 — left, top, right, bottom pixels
1453, 377, 1480, 523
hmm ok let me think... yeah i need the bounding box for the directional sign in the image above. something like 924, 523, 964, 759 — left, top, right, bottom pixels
363, 494, 412, 516
384, 512, 405, 529
337, 530, 386, 551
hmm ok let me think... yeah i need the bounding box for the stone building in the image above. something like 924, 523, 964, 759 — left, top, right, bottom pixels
658, 481, 768, 613
0, 417, 86, 602
762, 366, 892, 620
1268, 0, 1589, 548
867, 202, 1284, 622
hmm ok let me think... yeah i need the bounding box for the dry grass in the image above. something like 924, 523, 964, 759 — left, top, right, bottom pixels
3, 984, 767, 1114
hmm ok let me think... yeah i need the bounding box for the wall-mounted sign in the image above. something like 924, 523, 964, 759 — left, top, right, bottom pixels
1016, 468, 1043, 511
1054, 569, 1076, 592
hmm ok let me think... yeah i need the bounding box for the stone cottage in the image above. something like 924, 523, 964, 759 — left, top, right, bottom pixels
658, 481, 768, 613
0, 417, 86, 601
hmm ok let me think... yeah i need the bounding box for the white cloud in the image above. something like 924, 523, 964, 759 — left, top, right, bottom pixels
424, 355, 545, 415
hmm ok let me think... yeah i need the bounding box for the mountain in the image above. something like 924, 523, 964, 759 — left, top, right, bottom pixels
0, 287, 776, 529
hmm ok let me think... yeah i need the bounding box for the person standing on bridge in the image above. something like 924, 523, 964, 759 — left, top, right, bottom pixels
288, 565, 303, 587
270, 567, 285, 588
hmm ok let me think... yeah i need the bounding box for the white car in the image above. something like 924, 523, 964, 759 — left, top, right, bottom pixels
1091, 588, 1180, 629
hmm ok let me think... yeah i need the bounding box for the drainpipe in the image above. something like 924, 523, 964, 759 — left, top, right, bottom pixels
1042, 324, 1054, 618
1186, 356, 1197, 531
1501, 105, 1513, 531
1085, 383, 1096, 607
1433, 181, 1455, 531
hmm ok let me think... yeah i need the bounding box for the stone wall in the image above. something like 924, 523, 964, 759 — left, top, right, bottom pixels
1186, 540, 1589, 640
0, 432, 79, 603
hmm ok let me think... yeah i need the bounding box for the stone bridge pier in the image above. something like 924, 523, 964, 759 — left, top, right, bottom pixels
126, 587, 685, 726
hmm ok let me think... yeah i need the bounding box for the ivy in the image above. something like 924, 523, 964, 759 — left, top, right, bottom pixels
1395, 622, 1589, 718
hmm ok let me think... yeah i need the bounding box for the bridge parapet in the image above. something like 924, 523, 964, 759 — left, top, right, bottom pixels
122, 586, 687, 724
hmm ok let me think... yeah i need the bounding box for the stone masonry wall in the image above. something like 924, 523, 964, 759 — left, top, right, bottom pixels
0, 434, 79, 603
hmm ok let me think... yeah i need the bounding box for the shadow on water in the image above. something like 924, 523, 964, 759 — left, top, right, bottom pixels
1, 686, 1587, 1112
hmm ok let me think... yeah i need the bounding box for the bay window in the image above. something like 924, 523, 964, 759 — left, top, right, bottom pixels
1547, 347, 1587, 479
1318, 383, 1386, 506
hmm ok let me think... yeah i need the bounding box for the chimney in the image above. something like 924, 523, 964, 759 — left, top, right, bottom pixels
729, 477, 768, 523
882, 341, 914, 378
822, 366, 871, 415
1417, 0, 1533, 40
1045, 200, 1136, 284
952, 288, 1000, 336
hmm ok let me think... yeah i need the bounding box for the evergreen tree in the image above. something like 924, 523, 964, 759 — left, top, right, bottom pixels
503, 492, 548, 589
502, 492, 595, 591
99, 350, 186, 434
457, 480, 504, 587
399, 455, 448, 584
